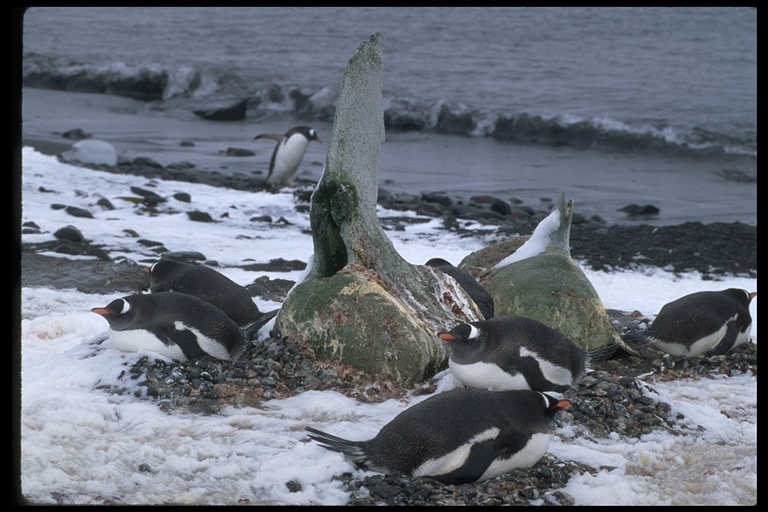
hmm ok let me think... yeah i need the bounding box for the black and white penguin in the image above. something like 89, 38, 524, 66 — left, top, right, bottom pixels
425, 257, 495, 320
145, 258, 278, 339
306, 388, 569, 485
254, 126, 322, 187
624, 288, 756, 357
438, 316, 589, 393
91, 291, 247, 361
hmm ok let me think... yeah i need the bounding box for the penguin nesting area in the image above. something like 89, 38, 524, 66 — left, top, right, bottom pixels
20, 170, 757, 506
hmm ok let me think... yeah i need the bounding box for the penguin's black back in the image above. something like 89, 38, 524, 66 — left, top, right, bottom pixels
648, 288, 753, 343
334, 388, 560, 479
149, 259, 265, 328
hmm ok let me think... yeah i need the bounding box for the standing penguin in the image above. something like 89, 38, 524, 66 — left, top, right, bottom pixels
145, 258, 277, 339
438, 316, 590, 393
426, 257, 495, 320
306, 388, 569, 485
254, 126, 322, 187
624, 288, 756, 357
91, 291, 247, 362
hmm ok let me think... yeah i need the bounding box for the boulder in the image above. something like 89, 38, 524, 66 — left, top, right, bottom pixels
61, 139, 117, 166
463, 194, 634, 355
193, 97, 248, 121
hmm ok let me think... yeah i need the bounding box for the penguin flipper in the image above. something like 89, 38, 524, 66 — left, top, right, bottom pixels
164, 329, 208, 361
704, 321, 741, 357
517, 357, 571, 393
254, 133, 283, 143
243, 309, 279, 341
428, 441, 497, 485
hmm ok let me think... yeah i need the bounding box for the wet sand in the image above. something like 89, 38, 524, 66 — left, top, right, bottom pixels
20, 88, 756, 227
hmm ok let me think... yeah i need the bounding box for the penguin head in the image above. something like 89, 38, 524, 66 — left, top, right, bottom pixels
438, 322, 493, 359
438, 321, 483, 344
91, 297, 136, 330
728, 288, 757, 306
145, 258, 192, 282
145, 258, 170, 277
289, 126, 322, 144
425, 257, 452, 268
539, 392, 572, 417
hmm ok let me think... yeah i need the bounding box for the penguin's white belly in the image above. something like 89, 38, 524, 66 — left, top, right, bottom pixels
108, 322, 232, 361
449, 360, 531, 390
268, 138, 310, 184
108, 328, 187, 361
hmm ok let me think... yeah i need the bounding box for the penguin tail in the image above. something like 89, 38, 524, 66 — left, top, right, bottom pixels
585, 343, 619, 364
243, 309, 279, 341
305, 426, 367, 461
623, 330, 653, 346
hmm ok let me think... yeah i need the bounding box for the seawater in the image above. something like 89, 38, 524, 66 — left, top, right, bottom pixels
21, 7, 756, 157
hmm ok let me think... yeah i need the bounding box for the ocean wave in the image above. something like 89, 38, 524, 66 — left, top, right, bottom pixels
22, 53, 756, 159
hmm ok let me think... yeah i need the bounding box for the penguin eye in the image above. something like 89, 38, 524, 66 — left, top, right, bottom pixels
466, 324, 480, 339
309, 129, 316, 137
120, 299, 131, 314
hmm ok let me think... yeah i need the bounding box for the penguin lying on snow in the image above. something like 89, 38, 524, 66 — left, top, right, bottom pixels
425, 257, 494, 320
624, 288, 756, 357
438, 316, 603, 393
306, 388, 569, 485
145, 258, 278, 339
254, 126, 322, 187
91, 292, 247, 362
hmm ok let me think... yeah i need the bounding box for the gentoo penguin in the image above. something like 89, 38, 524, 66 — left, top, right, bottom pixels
438, 316, 589, 393
624, 288, 756, 357
254, 126, 322, 187
91, 291, 247, 361
145, 259, 278, 340
426, 257, 495, 320
306, 388, 570, 485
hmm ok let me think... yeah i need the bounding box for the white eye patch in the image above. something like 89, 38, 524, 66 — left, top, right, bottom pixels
467, 324, 479, 339
120, 299, 131, 314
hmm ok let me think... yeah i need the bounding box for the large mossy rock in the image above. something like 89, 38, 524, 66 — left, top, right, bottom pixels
463, 194, 629, 354
275, 33, 482, 387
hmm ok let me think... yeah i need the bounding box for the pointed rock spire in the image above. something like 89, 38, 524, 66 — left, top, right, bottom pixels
275, 33, 482, 387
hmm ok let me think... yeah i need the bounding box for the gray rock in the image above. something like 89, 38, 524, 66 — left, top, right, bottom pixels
60, 139, 117, 166
64, 206, 93, 219
193, 97, 248, 121
471, 194, 633, 355
54, 224, 85, 242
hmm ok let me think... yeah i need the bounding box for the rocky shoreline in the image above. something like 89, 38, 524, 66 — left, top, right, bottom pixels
20, 158, 757, 506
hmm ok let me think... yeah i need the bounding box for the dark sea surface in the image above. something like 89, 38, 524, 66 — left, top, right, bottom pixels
19, 7, 756, 226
